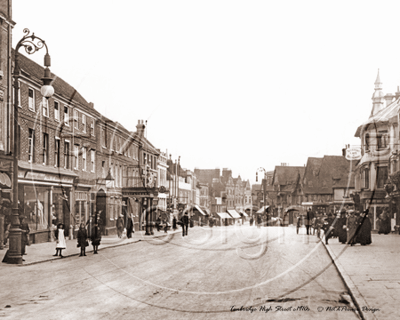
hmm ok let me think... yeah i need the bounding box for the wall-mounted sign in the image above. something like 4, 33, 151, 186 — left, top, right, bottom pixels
346, 147, 362, 161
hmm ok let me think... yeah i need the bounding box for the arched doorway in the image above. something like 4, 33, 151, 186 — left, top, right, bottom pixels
96, 189, 107, 234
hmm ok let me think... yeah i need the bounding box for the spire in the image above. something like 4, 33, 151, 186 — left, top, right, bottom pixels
370, 69, 385, 117
374, 69, 382, 90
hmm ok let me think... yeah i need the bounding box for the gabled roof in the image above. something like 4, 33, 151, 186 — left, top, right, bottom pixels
302, 157, 323, 194
304, 155, 355, 194
273, 166, 305, 187
15, 50, 89, 107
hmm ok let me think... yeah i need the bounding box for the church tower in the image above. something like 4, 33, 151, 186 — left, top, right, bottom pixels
370, 69, 385, 117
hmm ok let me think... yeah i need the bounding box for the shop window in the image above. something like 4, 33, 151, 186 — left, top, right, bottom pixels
377, 166, 388, 189
74, 192, 87, 229
23, 186, 49, 231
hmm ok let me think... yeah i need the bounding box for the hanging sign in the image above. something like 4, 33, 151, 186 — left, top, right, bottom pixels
345, 147, 362, 161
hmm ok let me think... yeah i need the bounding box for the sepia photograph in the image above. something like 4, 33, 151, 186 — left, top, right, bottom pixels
0, 0, 399, 319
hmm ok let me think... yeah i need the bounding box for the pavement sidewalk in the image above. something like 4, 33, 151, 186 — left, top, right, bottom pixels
1, 228, 183, 266
322, 233, 400, 320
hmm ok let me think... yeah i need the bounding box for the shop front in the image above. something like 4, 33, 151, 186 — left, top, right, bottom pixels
122, 187, 159, 235
18, 164, 76, 244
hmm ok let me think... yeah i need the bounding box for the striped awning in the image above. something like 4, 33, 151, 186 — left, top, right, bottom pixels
227, 209, 241, 219
217, 212, 231, 219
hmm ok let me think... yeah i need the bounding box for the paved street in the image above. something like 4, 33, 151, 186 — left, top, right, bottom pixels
0, 225, 359, 320
324, 232, 400, 320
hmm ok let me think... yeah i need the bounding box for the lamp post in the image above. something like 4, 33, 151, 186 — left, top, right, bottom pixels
6, 29, 54, 264
256, 167, 267, 227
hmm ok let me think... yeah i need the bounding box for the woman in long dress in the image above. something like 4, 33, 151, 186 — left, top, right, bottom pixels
337, 210, 347, 244
77, 223, 88, 256
357, 210, 372, 245
53, 223, 66, 257
346, 211, 358, 246
91, 213, 102, 254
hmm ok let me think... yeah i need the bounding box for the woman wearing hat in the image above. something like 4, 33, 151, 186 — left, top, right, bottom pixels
54, 223, 66, 257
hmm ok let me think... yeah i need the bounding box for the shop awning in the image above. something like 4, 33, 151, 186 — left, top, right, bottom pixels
193, 204, 206, 215
227, 209, 241, 219
240, 210, 248, 217
217, 212, 231, 219
201, 206, 210, 215
256, 206, 269, 214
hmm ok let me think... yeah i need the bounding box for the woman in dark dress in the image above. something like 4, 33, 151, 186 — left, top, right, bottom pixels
337, 210, 347, 244
357, 210, 372, 245
77, 223, 88, 256
172, 216, 177, 230
126, 214, 134, 238
91, 213, 102, 254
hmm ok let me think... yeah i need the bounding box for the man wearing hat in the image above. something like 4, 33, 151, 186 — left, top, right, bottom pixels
181, 211, 189, 237
20, 216, 30, 260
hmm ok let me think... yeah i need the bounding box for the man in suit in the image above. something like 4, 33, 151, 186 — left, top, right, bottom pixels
181, 212, 189, 237
306, 208, 314, 235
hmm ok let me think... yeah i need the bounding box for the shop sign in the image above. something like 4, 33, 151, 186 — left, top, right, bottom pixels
345, 147, 362, 160
25, 171, 46, 181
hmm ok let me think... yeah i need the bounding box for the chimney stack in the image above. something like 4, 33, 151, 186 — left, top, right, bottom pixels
88, 102, 94, 108
136, 120, 145, 137
384, 93, 395, 106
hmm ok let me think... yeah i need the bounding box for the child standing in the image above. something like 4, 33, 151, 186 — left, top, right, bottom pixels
77, 223, 88, 256
54, 223, 66, 258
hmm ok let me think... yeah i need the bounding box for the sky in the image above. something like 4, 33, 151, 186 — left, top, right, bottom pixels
12, 0, 400, 185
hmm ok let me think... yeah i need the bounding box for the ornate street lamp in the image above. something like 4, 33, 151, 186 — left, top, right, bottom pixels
6, 29, 54, 264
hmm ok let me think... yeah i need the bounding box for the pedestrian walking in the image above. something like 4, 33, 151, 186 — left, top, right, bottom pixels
296, 215, 302, 234
337, 210, 347, 244
20, 216, 30, 259
323, 213, 335, 245
378, 209, 391, 235
357, 209, 372, 245
250, 216, 254, 226
257, 214, 261, 228
126, 214, 134, 238
91, 213, 102, 254
181, 212, 189, 237
306, 208, 315, 235
77, 223, 88, 256
156, 216, 162, 232
53, 223, 66, 257
346, 211, 358, 246
172, 216, 177, 230
163, 218, 169, 233
116, 214, 124, 238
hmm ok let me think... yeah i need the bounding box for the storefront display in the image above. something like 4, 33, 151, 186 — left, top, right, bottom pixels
23, 186, 50, 232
